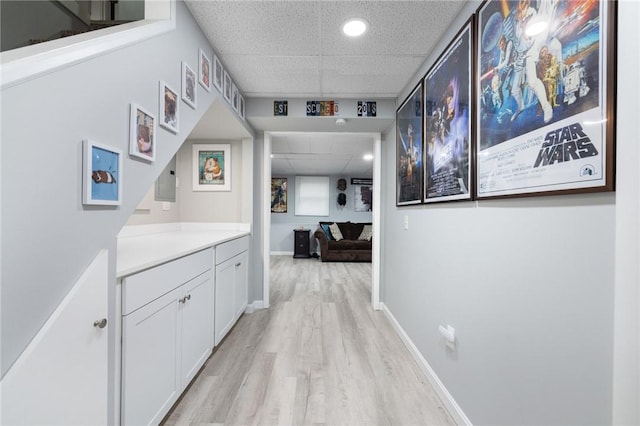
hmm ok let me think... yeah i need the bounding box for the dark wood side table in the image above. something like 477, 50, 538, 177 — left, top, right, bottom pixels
293, 229, 311, 258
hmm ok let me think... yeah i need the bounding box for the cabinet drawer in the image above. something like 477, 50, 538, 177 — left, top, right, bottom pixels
122, 248, 213, 315
215, 236, 249, 265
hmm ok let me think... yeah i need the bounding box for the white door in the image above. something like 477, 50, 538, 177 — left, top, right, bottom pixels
215, 258, 235, 345
121, 290, 180, 426
180, 272, 213, 386
233, 252, 248, 320
0, 251, 109, 425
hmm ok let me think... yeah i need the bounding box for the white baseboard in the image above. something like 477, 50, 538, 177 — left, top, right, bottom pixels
245, 300, 265, 314
380, 303, 472, 426
270, 251, 293, 256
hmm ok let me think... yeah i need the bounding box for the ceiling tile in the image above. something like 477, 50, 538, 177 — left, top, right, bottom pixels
186, 1, 321, 56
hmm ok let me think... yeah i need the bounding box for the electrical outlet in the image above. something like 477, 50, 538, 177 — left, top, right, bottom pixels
403, 215, 409, 230
162, 202, 171, 211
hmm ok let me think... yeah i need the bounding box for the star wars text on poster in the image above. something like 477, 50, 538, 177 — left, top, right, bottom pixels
533, 122, 598, 168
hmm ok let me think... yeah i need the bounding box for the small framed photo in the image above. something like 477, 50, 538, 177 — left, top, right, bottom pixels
270, 178, 287, 213
130, 103, 156, 162
83, 139, 122, 206
159, 81, 179, 134
192, 144, 231, 191
231, 82, 239, 112
213, 54, 223, 93
239, 94, 245, 120
182, 61, 197, 109
199, 48, 211, 92
223, 70, 232, 103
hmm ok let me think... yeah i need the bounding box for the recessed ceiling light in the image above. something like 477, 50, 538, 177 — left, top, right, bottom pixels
343, 18, 369, 37
363, 153, 374, 161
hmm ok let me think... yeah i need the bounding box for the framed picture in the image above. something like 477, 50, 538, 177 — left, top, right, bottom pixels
231, 82, 239, 112
239, 94, 245, 120
396, 83, 424, 206
223, 70, 232, 103
192, 144, 231, 191
159, 81, 179, 134
182, 61, 197, 109
476, 0, 616, 198
129, 103, 156, 162
270, 178, 287, 213
354, 184, 373, 212
424, 19, 473, 203
82, 139, 122, 206
213, 54, 223, 93
199, 48, 211, 92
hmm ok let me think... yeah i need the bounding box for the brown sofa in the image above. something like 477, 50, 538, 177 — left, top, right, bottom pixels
313, 221, 372, 262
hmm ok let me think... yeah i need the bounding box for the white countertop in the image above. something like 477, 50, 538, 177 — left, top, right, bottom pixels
117, 223, 250, 277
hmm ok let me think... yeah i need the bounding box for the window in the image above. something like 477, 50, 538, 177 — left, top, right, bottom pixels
295, 176, 329, 216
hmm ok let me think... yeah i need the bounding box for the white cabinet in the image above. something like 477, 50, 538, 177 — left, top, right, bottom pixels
179, 272, 214, 385
121, 249, 213, 426
121, 290, 180, 426
214, 236, 249, 345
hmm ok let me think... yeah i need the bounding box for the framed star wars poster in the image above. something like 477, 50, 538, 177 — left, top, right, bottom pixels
424, 19, 473, 203
396, 83, 424, 206
476, 0, 616, 199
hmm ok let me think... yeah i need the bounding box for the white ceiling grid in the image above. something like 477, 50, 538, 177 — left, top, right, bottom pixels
184, 0, 464, 175
185, 0, 464, 98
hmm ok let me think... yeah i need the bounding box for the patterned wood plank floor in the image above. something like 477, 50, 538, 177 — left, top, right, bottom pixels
163, 256, 454, 426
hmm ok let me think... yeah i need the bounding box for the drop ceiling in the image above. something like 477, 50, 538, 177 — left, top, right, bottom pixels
185, 0, 465, 175
271, 133, 374, 176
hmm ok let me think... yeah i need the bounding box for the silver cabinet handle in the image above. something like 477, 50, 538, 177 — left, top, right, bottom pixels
179, 297, 186, 303
235, 262, 241, 267
93, 318, 107, 328
186, 294, 191, 301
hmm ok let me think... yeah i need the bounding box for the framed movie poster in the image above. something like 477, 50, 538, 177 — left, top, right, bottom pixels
396, 83, 423, 206
424, 19, 473, 203
270, 178, 287, 213
476, 0, 615, 198
192, 144, 231, 191
354, 184, 373, 212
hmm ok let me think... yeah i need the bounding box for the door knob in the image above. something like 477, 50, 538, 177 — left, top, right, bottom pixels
93, 318, 107, 328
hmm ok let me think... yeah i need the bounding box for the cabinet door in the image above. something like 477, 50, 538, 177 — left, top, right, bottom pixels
122, 291, 180, 426
1, 250, 109, 425
233, 251, 248, 320
215, 258, 235, 345
180, 271, 213, 386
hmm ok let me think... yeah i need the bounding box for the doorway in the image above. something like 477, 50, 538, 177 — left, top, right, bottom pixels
261, 131, 382, 310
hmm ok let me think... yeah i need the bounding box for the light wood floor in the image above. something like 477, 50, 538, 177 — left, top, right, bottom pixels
163, 256, 454, 426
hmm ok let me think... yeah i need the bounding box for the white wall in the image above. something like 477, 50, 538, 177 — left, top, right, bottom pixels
177, 138, 246, 223
381, 1, 636, 424
0, 1, 243, 377
612, 1, 640, 424
270, 174, 373, 253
